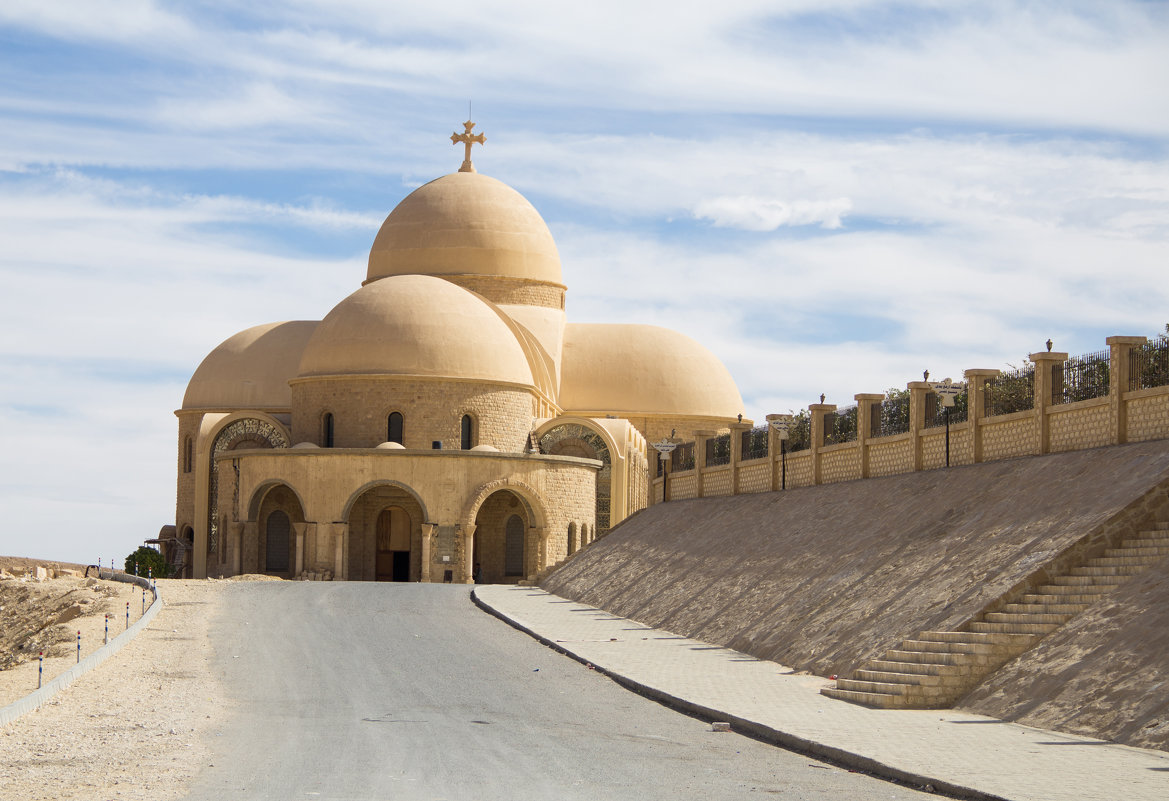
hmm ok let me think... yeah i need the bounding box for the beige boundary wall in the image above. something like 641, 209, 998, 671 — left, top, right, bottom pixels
653, 335, 1169, 503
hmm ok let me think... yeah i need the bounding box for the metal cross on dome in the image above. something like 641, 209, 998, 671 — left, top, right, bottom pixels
451, 120, 486, 173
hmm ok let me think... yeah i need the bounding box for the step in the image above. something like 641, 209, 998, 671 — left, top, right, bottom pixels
855, 669, 969, 688
820, 687, 907, 709
1104, 546, 1169, 558
969, 621, 1060, 635
1085, 556, 1161, 568
836, 678, 913, 695
868, 659, 970, 677
1069, 565, 1143, 577
984, 611, 1073, 624
1051, 575, 1123, 587
899, 638, 1003, 655
885, 649, 976, 666
1035, 582, 1115, 595
1001, 602, 1089, 615
1130, 528, 1169, 539
915, 630, 1037, 647
1022, 592, 1103, 605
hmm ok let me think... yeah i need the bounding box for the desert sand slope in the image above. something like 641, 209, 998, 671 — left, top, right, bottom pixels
542, 440, 1169, 751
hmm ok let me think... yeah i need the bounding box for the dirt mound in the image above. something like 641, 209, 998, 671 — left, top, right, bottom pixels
543, 440, 1169, 751
0, 575, 122, 669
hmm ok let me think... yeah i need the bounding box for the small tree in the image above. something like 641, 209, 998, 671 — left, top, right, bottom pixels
125, 546, 169, 579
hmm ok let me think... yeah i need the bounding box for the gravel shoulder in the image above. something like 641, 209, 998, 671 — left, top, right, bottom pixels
0, 579, 226, 801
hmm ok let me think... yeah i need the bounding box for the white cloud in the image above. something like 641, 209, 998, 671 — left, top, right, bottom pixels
694, 196, 853, 230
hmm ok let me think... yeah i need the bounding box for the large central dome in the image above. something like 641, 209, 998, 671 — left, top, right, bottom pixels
366, 172, 563, 286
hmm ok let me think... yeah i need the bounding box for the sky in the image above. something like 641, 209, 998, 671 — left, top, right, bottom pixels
1, 0, 1167, 564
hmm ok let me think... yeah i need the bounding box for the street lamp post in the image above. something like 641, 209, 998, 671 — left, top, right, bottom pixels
928, 378, 963, 467
651, 439, 678, 502
769, 415, 794, 490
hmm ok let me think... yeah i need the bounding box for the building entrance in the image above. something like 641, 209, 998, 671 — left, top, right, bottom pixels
375, 506, 412, 582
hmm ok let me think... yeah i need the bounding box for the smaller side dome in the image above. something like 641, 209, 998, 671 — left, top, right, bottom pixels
292, 442, 320, 449
376, 441, 407, 450
559, 324, 744, 418
297, 275, 535, 387
184, 321, 318, 410
470, 444, 500, 452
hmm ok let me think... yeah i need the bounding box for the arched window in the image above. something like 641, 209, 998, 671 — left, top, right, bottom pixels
323, 412, 334, 448
265, 510, 290, 573
504, 515, 525, 577
387, 412, 403, 444
461, 414, 474, 450
567, 522, 577, 555
183, 437, 193, 473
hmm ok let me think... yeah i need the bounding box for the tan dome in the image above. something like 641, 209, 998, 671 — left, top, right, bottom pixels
367, 172, 562, 286
183, 321, 318, 410
297, 274, 535, 386
559, 324, 744, 418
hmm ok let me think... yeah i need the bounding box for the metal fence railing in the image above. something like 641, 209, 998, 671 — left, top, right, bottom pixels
741, 425, 769, 460
874, 392, 911, 438
705, 434, 731, 467
824, 405, 858, 445
984, 366, 1035, 417
788, 414, 811, 452
925, 391, 969, 428
1130, 335, 1169, 391
671, 442, 696, 472
1053, 349, 1110, 404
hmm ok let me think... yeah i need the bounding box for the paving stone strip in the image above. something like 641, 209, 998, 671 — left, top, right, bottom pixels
474, 584, 1169, 801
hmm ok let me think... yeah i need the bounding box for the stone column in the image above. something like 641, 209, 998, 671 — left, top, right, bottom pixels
329, 522, 348, 580
229, 522, 246, 576
765, 414, 782, 491
420, 523, 437, 583
528, 525, 545, 581
809, 403, 835, 485
854, 393, 884, 478
461, 523, 477, 584
292, 522, 307, 577
729, 421, 752, 495
1029, 350, 1068, 454
1108, 336, 1146, 444
906, 381, 931, 471
964, 369, 1000, 463
693, 430, 715, 497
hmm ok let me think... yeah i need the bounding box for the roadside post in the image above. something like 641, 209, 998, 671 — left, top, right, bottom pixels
125, 602, 130, 631
104, 614, 109, 645
37, 653, 43, 689
651, 439, 677, 502
77, 631, 81, 663
769, 415, 794, 490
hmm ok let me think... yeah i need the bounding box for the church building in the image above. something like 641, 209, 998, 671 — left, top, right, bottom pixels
167, 122, 745, 582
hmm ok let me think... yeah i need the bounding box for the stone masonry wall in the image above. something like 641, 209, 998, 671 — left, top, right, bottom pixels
290, 377, 534, 452
1049, 399, 1111, 453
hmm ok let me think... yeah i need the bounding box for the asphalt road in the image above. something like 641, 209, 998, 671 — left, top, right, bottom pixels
184, 583, 930, 801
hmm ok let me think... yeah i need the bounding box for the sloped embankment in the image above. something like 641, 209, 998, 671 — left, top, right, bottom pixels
542, 440, 1169, 750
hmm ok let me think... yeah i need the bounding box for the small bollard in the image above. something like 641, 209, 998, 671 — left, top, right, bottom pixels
104, 614, 109, 645
38, 653, 43, 689
135, 560, 139, 577
77, 631, 81, 664
148, 566, 152, 581
125, 601, 130, 631
142, 589, 146, 615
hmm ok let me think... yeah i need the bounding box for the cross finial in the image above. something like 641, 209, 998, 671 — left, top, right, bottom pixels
451, 120, 486, 173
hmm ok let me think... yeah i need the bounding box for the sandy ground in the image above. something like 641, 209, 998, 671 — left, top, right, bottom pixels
0, 578, 225, 801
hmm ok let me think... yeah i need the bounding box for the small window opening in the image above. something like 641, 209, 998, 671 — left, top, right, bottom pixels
388, 412, 403, 444
323, 412, 334, 448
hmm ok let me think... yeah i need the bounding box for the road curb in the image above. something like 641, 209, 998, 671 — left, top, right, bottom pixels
472, 587, 1006, 801
0, 573, 161, 728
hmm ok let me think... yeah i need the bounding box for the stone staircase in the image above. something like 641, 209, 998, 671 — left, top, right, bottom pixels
822, 521, 1169, 709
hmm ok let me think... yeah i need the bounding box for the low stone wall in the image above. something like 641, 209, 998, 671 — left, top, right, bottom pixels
652, 335, 1169, 504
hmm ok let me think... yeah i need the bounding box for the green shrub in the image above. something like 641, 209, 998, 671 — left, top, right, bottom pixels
124, 546, 169, 579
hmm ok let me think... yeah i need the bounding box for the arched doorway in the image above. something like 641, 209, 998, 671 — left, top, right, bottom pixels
249, 482, 304, 578
345, 483, 424, 581
375, 506, 412, 582
472, 490, 535, 584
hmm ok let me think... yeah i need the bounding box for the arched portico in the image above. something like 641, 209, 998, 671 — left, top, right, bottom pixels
536, 419, 612, 536
465, 479, 548, 584
344, 482, 426, 581
243, 481, 306, 578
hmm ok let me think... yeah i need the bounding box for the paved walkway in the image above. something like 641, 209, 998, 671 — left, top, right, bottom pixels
474, 585, 1169, 801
